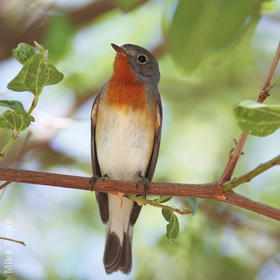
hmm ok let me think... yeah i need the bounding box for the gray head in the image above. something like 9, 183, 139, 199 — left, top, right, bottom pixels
111, 43, 160, 86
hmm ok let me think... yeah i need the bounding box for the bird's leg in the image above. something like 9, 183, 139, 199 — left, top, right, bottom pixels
136, 171, 150, 199
90, 174, 108, 192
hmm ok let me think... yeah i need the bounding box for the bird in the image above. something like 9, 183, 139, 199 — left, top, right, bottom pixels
91, 43, 162, 274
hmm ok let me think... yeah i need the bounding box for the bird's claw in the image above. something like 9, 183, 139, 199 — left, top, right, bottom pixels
136, 172, 150, 199
90, 174, 108, 192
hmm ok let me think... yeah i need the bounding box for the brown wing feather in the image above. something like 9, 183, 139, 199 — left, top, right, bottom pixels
145, 93, 163, 181
129, 93, 163, 226
91, 93, 109, 224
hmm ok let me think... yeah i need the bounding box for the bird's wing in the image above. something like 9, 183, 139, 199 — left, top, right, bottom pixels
129, 93, 163, 226
145, 92, 163, 181
91, 92, 109, 224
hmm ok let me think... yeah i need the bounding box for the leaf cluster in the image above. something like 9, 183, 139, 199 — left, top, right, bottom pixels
0, 42, 63, 156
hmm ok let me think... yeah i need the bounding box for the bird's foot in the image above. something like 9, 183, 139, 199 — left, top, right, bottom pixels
136, 171, 150, 199
90, 174, 108, 192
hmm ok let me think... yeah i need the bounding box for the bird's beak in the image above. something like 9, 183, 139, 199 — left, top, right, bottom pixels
111, 43, 126, 55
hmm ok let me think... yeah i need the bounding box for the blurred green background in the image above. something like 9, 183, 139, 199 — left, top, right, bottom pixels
0, 0, 280, 279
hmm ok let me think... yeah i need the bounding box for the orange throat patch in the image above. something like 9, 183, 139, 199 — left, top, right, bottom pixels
105, 53, 146, 111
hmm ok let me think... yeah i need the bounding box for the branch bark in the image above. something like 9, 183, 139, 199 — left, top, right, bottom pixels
0, 168, 279, 221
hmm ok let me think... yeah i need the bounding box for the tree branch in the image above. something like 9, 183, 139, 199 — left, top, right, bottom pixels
219, 41, 280, 183
224, 191, 280, 221
0, 168, 279, 221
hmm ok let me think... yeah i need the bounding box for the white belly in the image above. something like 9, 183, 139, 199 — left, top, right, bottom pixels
96, 105, 154, 181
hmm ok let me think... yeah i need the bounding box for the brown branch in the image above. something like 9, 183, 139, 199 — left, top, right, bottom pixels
225, 191, 280, 221
219, 41, 280, 183
218, 132, 248, 183
0, 168, 279, 221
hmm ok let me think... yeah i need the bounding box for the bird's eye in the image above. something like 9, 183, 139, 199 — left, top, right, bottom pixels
137, 54, 148, 64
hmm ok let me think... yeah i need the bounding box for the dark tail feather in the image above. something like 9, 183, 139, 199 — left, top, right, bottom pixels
119, 233, 132, 273
103, 231, 132, 274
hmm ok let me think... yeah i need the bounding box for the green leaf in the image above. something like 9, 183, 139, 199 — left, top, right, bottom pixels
168, 0, 260, 73
12, 43, 35, 64
0, 110, 34, 131
162, 209, 180, 242
157, 196, 173, 203
166, 212, 179, 242
46, 64, 65, 85
162, 208, 172, 222
184, 197, 198, 215
233, 100, 280, 137
7, 53, 64, 96
0, 100, 25, 112
0, 273, 8, 280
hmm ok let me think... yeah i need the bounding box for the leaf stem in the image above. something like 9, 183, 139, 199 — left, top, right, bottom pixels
0, 95, 38, 159
0, 129, 21, 159
27, 95, 39, 115
127, 194, 192, 215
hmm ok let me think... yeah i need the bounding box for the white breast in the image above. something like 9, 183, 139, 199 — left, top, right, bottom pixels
96, 104, 154, 181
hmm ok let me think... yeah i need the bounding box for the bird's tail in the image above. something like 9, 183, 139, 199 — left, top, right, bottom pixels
103, 194, 140, 274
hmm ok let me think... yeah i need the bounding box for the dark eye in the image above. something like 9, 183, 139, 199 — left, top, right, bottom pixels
137, 54, 148, 64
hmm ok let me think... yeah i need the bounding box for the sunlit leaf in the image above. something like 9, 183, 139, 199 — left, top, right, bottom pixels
233, 100, 280, 136
12, 43, 35, 64
184, 197, 198, 215
7, 53, 64, 96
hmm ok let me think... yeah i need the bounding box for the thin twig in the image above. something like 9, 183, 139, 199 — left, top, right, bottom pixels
223, 154, 280, 191
219, 41, 280, 183
258, 42, 280, 102
127, 195, 192, 215
218, 132, 248, 183
0, 236, 26, 246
